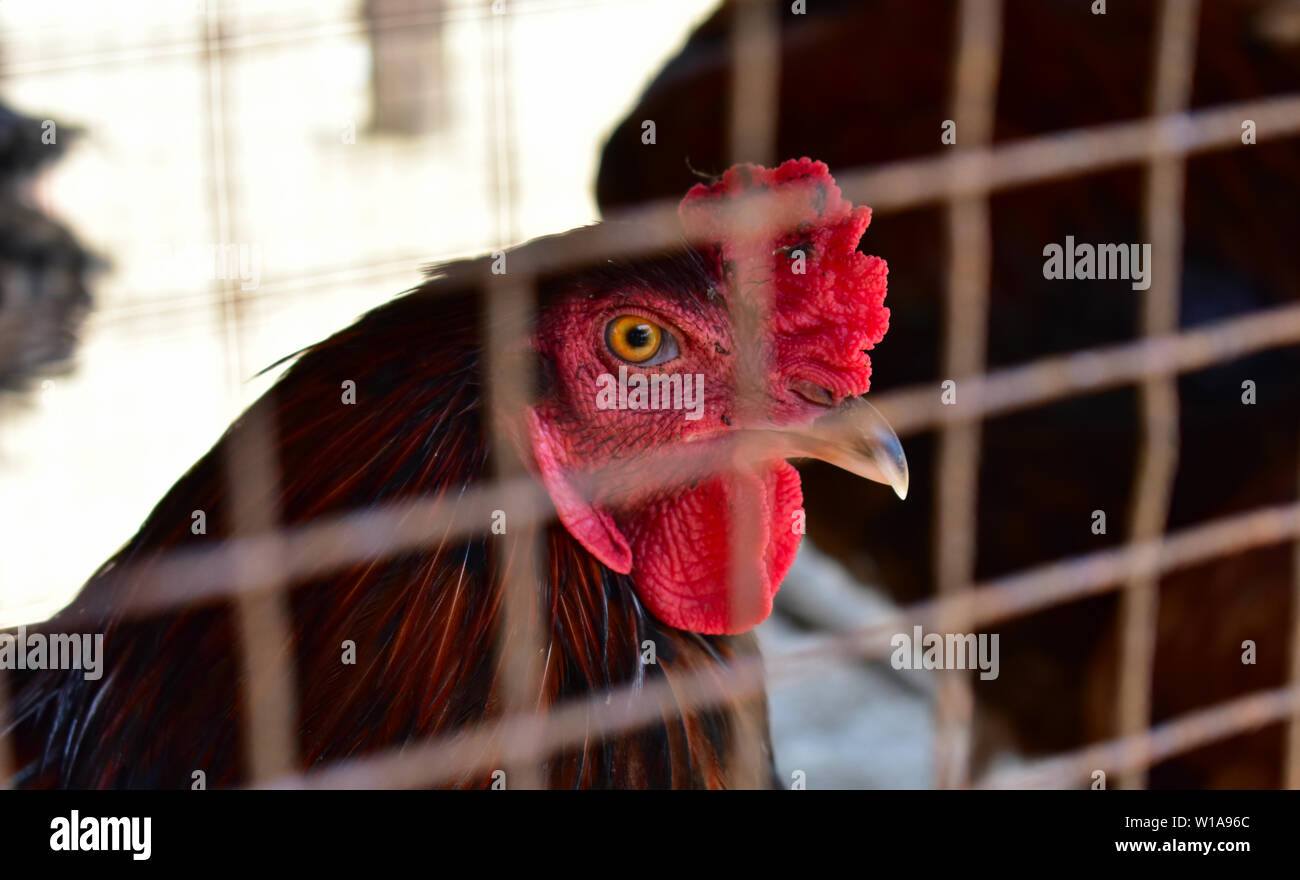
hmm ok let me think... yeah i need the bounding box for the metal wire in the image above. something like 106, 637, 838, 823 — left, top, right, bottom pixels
200, 0, 302, 782
1116, 0, 1199, 791
873, 299, 1300, 437
932, 0, 1002, 791
225, 405, 300, 780
720, 0, 784, 786
1288, 432, 1300, 789
7, 0, 1300, 789
481, 6, 540, 786
984, 684, 1300, 790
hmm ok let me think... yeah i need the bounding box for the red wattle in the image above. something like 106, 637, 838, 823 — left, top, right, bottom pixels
618, 462, 803, 634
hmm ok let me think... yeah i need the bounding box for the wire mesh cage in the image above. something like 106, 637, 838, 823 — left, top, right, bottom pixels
1, 0, 1299, 790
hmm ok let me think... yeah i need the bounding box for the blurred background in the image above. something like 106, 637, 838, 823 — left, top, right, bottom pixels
3, 0, 1300, 789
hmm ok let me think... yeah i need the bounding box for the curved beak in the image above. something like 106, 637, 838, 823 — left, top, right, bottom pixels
745, 397, 909, 500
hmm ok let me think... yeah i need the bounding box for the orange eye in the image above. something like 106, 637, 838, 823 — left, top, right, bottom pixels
606, 315, 666, 364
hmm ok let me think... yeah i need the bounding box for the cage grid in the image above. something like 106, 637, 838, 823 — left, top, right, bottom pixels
2, 0, 1300, 789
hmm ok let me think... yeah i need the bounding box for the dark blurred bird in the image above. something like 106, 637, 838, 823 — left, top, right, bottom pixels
0, 103, 97, 388
596, 0, 1300, 787
4, 159, 907, 789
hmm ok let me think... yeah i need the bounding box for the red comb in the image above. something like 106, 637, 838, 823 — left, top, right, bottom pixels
678, 157, 889, 399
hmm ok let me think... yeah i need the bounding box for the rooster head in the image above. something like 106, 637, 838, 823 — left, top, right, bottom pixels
525, 158, 905, 635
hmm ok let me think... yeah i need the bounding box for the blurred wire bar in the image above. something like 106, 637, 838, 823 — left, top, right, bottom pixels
1116, 0, 1199, 791
933, 0, 1001, 790
728, 0, 779, 168
984, 684, 1300, 790
724, 0, 782, 786
203, 0, 300, 784
1287, 431, 1300, 789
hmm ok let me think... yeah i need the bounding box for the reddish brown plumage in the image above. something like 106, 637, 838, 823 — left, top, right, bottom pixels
5, 238, 777, 789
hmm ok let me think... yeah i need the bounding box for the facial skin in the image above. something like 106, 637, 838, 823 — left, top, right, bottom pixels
526, 158, 900, 635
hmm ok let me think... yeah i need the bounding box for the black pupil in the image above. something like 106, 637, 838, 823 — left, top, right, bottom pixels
626, 325, 653, 350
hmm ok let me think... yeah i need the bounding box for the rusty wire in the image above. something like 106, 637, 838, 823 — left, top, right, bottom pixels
1115, 0, 1200, 792
932, 0, 1002, 792
722, 0, 783, 785
478, 0, 548, 792
199, 0, 302, 783
225, 405, 300, 780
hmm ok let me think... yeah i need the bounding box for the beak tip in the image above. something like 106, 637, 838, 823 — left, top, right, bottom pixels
891, 466, 909, 500
887, 451, 909, 501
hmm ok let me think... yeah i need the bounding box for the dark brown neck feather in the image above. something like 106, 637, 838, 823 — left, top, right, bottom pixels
7, 278, 774, 789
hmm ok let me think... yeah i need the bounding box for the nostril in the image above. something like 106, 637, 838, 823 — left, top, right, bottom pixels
790, 378, 837, 408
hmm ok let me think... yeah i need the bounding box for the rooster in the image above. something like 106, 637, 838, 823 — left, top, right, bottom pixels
3, 158, 906, 789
